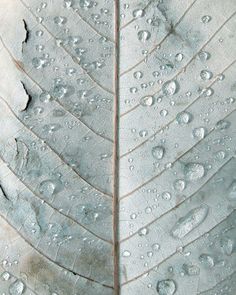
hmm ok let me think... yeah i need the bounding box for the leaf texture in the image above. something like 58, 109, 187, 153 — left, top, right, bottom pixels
0, 0, 236, 294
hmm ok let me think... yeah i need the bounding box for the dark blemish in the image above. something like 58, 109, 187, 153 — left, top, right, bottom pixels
20, 81, 32, 111
22, 19, 29, 45
0, 183, 9, 200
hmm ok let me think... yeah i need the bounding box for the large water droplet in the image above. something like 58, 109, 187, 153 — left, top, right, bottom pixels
133, 9, 145, 18
9, 280, 25, 295
140, 95, 154, 106
176, 111, 192, 125
192, 127, 206, 139
184, 162, 205, 181
162, 80, 178, 96
39, 179, 62, 199
171, 205, 209, 239
200, 70, 213, 80
199, 253, 215, 268
156, 279, 176, 295
228, 180, 236, 200
152, 146, 165, 160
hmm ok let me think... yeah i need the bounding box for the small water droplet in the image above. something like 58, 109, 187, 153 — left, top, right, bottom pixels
137, 30, 151, 42
201, 15, 212, 24
122, 250, 131, 257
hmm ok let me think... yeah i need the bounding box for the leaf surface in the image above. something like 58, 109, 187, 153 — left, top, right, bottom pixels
0, 0, 236, 294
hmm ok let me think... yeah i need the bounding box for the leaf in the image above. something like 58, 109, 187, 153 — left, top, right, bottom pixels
0, 0, 235, 294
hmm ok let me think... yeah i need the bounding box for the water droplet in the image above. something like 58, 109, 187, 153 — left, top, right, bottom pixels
138, 227, 149, 236
198, 51, 211, 61
199, 253, 215, 268
79, 0, 94, 9
139, 130, 148, 137
140, 95, 154, 106
182, 264, 200, 276
175, 53, 184, 62
9, 280, 25, 295
156, 279, 176, 295
162, 191, 172, 200
152, 243, 160, 251
215, 120, 231, 130
54, 16, 67, 26
133, 71, 143, 79
201, 15, 212, 24
162, 80, 178, 96
220, 237, 234, 256
200, 70, 213, 80
176, 111, 192, 125
171, 205, 209, 239
192, 127, 207, 140
1, 271, 11, 281
173, 179, 186, 192
228, 180, 236, 200
122, 250, 131, 257
39, 179, 62, 199
133, 9, 145, 18
184, 162, 205, 181
152, 146, 165, 159
137, 30, 151, 42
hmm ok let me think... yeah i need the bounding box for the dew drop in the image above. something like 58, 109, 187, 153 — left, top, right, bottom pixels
122, 250, 131, 257
137, 30, 151, 42
133, 9, 145, 18
140, 95, 154, 106
192, 127, 207, 140
199, 253, 215, 268
138, 227, 149, 236
152, 146, 165, 160
156, 279, 176, 295
162, 80, 178, 96
201, 15, 212, 24
200, 70, 213, 80
176, 111, 192, 125
9, 280, 25, 295
184, 162, 205, 181
173, 179, 186, 192
171, 205, 209, 239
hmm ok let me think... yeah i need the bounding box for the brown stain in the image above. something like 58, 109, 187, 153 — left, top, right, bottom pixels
23, 253, 75, 294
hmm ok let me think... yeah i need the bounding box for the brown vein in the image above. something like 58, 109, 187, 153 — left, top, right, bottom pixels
19, 0, 115, 95
0, 36, 114, 144
0, 155, 112, 244
121, 210, 235, 286
120, 157, 234, 243
0, 214, 113, 289
120, 11, 236, 118
113, 0, 120, 294
120, 57, 236, 159
0, 96, 113, 199
120, 0, 198, 77
120, 106, 236, 200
